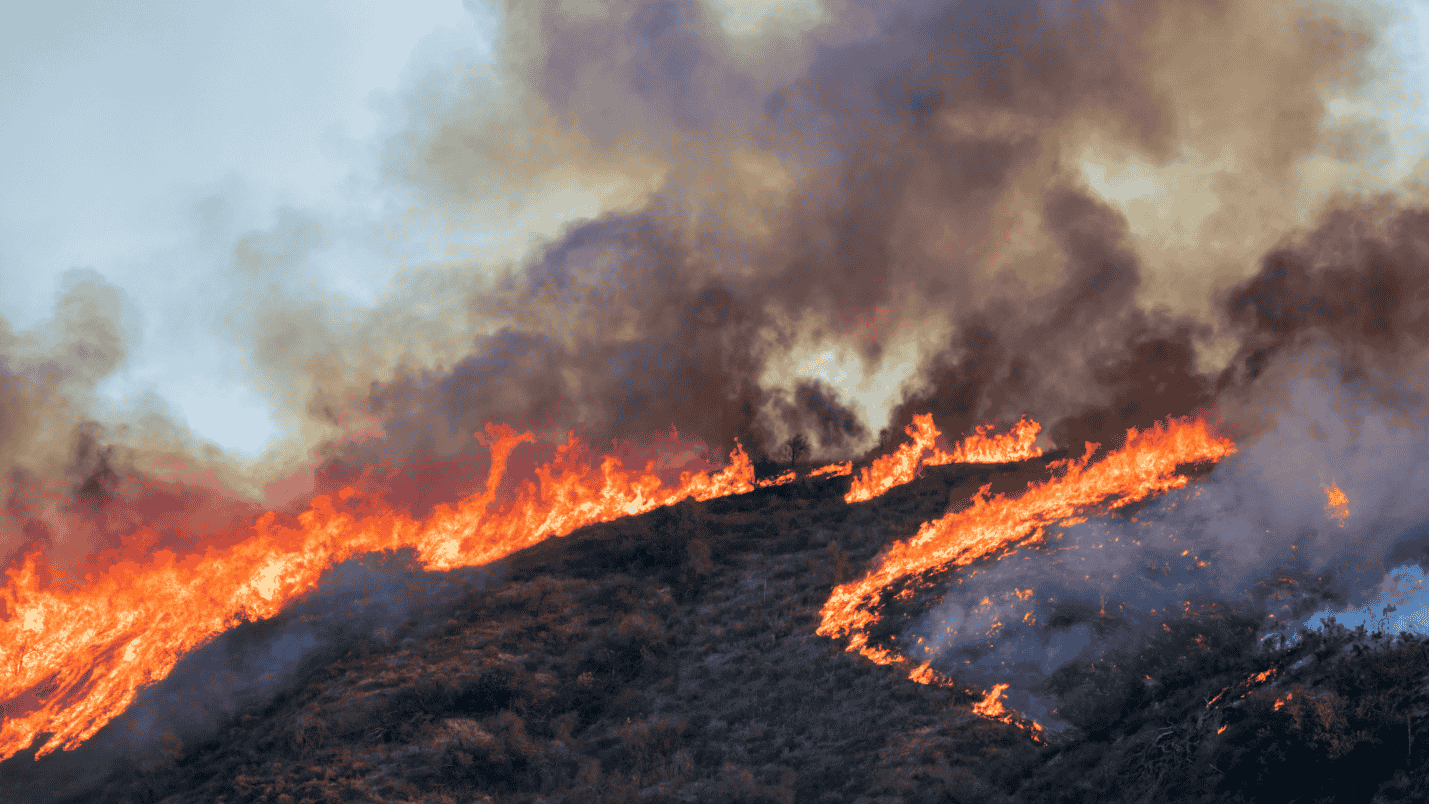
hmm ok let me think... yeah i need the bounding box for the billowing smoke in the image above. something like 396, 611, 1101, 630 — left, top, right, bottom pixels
0, 272, 267, 589
5, 1, 1429, 785
1, 0, 1426, 728
286, 0, 1392, 515
907, 202, 1429, 728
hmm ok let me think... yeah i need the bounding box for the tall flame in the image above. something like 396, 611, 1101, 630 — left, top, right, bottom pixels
0, 424, 756, 761
971, 683, 1013, 719
844, 414, 1043, 504
819, 418, 1236, 664
927, 416, 1043, 466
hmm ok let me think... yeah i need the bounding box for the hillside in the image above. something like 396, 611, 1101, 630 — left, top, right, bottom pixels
6, 456, 1429, 804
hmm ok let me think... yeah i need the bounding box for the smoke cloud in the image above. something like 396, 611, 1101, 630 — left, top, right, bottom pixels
908, 202, 1429, 728
7, 0, 1429, 779
2, 0, 1426, 646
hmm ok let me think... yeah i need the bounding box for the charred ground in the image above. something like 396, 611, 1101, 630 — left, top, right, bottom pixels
6, 457, 1429, 804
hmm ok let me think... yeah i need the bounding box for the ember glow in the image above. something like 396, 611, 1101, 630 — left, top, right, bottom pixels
844, 414, 1044, 504
0, 424, 758, 761
819, 417, 1236, 679
1324, 480, 1350, 524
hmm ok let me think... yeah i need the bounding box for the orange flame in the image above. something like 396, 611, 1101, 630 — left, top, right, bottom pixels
845, 414, 941, 503
844, 414, 1043, 504
972, 683, 1012, 718
0, 424, 757, 761
927, 415, 1043, 466
757, 470, 797, 488
967, 682, 1044, 736
820, 417, 1235, 664
1323, 480, 1349, 524
809, 461, 853, 478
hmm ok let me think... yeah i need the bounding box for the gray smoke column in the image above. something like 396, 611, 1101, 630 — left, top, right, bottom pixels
290, 0, 1392, 515
908, 339, 1429, 727
904, 195, 1429, 727
0, 0, 1415, 605
0, 271, 268, 589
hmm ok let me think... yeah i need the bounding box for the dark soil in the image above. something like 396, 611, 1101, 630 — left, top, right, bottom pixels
5, 456, 1429, 803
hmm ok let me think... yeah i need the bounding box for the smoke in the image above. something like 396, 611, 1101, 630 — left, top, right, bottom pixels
3, 0, 1414, 596
5, 0, 1429, 772
276, 0, 1397, 508
906, 196, 1429, 727
0, 271, 272, 589
0, 0, 1419, 679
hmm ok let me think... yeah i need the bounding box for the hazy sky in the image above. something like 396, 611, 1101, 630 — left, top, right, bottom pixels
4, 0, 1429, 460
1, 0, 490, 458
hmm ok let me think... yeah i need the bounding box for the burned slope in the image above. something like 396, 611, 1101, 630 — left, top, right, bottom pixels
3, 459, 1052, 804
12, 452, 1429, 804
982, 615, 1429, 804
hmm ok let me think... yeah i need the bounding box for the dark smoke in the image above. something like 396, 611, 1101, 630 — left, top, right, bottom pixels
909, 199, 1429, 729
288, 0, 1383, 512
3, 0, 1396, 563
3, 0, 1429, 778
0, 0, 1411, 690
0, 272, 265, 589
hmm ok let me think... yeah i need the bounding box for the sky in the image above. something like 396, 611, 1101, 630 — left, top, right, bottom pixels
4, 0, 1429, 462
0, 0, 490, 458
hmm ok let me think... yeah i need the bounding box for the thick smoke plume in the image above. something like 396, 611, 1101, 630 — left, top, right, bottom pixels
910, 202, 1429, 728
7, 1, 1429, 784
302, 0, 1390, 507
0, 0, 1424, 692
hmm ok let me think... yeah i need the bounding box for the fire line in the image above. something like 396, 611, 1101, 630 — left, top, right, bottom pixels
819, 417, 1236, 728
0, 423, 763, 761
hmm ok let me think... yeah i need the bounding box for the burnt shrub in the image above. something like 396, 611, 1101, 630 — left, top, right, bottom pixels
439, 711, 545, 793
377, 665, 535, 743
1004, 616, 1429, 804
1054, 670, 1150, 739
675, 538, 715, 602
607, 715, 689, 773
451, 666, 528, 716
579, 611, 671, 684
384, 678, 457, 720
564, 502, 706, 581
1211, 634, 1429, 804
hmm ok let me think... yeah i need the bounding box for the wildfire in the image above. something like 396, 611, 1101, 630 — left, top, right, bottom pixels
1323, 480, 1350, 524
972, 683, 1012, 718
757, 470, 797, 488
819, 417, 1236, 672
0, 424, 758, 761
844, 414, 1043, 504
966, 683, 1045, 738
928, 416, 1043, 467
0, 411, 1233, 761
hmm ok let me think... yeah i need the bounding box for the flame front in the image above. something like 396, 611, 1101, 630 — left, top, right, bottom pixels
1, 415, 1232, 760
0, 424, 757, 761
928, 416, 1043, 467
972, 683, 1012, 719
819, 417, 1236, 667
844, 414, 1043, 504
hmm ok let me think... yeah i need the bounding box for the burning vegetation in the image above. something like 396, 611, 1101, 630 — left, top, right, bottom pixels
12, 0, 1429, 801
